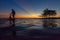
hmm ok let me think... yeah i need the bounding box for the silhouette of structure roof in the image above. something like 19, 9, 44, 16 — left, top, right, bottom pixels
43, 8, 57, 16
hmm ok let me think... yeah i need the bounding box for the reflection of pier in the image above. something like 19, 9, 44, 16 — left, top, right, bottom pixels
43, 19, 57, 28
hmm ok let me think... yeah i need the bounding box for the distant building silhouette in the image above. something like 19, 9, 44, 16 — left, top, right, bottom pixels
42, 8, 57, 17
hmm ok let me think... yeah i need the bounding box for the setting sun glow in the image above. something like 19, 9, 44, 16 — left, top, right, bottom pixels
15, 14, 41, 18
0, 13, 60, 18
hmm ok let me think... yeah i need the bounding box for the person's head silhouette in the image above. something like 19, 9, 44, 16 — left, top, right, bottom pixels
11, 9, 15, 14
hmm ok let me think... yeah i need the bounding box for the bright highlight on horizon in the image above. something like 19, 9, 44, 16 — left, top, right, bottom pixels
0, 0, 60, 18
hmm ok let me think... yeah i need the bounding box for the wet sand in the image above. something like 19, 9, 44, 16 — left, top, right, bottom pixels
0, 26, 60, 40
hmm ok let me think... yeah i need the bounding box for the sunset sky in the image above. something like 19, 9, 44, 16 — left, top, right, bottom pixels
0, 0, 60, 18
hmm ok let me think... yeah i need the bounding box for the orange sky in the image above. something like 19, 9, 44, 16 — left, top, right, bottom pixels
0, 13, 42, 18
0, 13, 60, 18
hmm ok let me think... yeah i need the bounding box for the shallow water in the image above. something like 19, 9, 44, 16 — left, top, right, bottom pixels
0, 18, 60, 28
0, 18, 60, 36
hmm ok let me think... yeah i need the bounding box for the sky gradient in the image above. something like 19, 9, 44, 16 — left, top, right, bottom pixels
0, 0, 60, 18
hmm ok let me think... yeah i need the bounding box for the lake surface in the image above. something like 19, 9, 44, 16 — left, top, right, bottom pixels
0, 18, 60, 37
0, 18, 60, 28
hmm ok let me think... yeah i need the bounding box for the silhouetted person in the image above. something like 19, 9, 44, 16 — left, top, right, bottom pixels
11, 9, 16, 19
10, 9, 16, 24
9, 9, 16, 37
9, 9, 16, 24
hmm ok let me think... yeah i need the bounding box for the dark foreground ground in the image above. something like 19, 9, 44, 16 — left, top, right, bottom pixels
0, 35, 60, 40
0, 26, 60, 40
